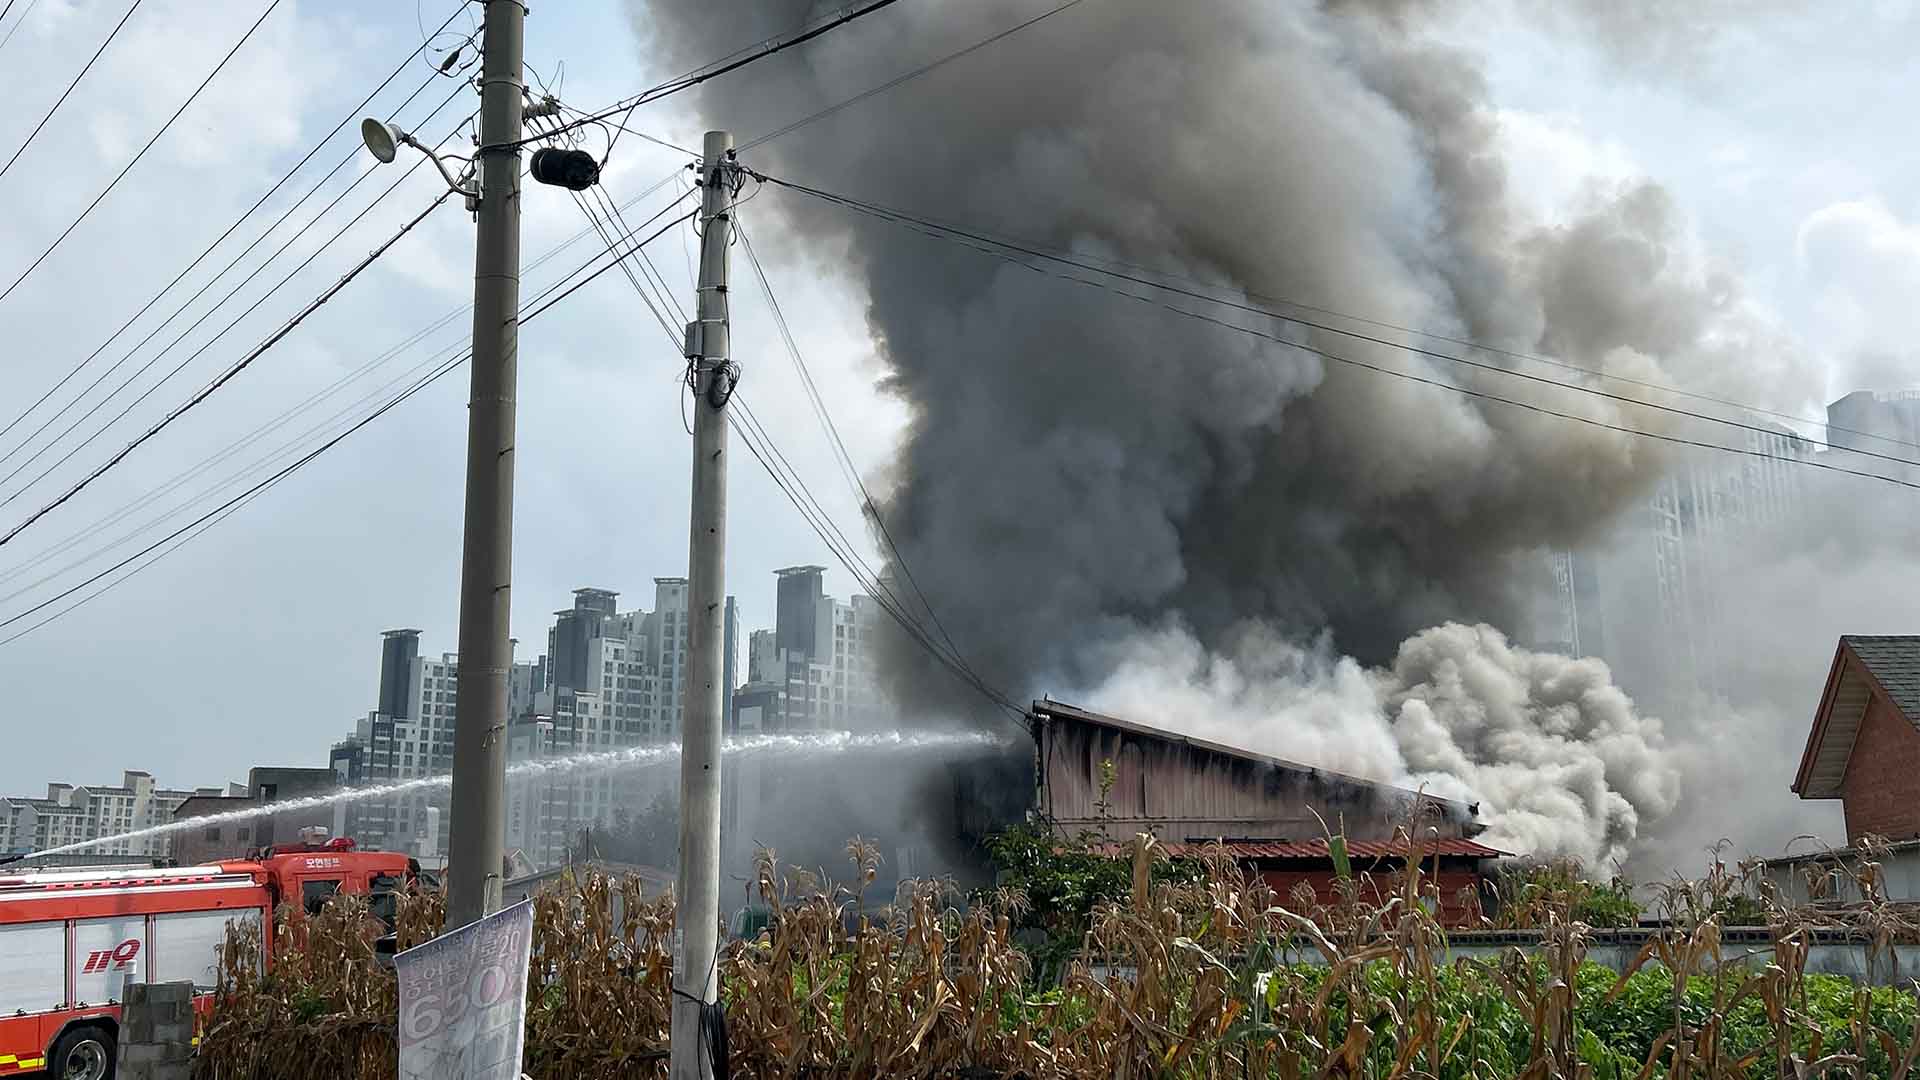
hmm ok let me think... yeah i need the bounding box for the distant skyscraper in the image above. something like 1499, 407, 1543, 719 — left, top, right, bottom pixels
1547, 419, 1812, 706
737, 569, 884, 733
377, 629, 420, 719
1828, 389, 1920, 479
775, 565, 826, 660
723, 596, 740, 732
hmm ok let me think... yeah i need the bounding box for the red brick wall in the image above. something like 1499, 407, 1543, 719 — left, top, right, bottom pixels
1841, 696, 1920, 843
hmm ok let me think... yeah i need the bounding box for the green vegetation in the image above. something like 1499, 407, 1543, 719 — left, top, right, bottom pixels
1491, 858, 1644, 928
200, 832, 1920, 1079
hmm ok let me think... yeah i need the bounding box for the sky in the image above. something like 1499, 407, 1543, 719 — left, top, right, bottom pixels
0, 0, 1917, 802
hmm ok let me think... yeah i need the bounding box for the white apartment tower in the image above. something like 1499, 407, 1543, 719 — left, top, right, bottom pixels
0, 771, 224, 858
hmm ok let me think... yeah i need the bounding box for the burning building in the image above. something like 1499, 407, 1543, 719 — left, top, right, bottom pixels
1029, 699, 1482, 844
1019, 700, 1505, 924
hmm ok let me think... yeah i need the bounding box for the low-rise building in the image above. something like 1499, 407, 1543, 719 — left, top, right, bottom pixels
169, 767, 341, 864
1793, 635, 1920, 844
0, 771, 222, 858
1029, 699, 1483, 844
1780, 634, 1920, 903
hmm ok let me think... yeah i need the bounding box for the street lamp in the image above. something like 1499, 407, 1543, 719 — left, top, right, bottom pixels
360, 118, 478, 201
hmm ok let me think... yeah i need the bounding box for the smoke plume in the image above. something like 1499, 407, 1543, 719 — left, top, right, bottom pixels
633, 1, 1846, 867
1081, 620, 1679, 868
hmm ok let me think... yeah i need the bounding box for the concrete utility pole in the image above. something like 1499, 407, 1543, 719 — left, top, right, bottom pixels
445, 0, 526, 930
672, 130, 740, 1080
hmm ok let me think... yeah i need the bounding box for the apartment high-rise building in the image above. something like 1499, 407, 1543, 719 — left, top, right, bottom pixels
737, 570, 885, 734
1828, 390, 1920, 475
1547, 420, 1813, 706
336, 578, 746, 872
774, 566, 825, 660
377, 629, 420, 719
0, 771, 227, 858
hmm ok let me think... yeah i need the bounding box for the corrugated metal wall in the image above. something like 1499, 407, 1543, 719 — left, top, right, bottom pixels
1036, 706, 1471, 844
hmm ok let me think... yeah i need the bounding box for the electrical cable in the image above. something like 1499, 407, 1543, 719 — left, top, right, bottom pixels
0, 90, 473, 504
739, 0, 1090, 152
559, 0, 1920, 463
0, 341, 471, 607
0, 347, 472, 644
734, 219, 982, 692
0, 186, 696, 641
0, 0, 40, 54
503, 0, 911, 150
0, 169, 690, 594
0, 0, 287, 307
566, 104, 697, 159
0, 0, 145, 180
514, 205, 700, 326
755, 173, 1920, 493
0, 189, 455, 548
729, 394, 1024, 719
758, 181, 1920, 461
529, 115, 683, 344
0, 0, 472, 454
564, 174, 1022, 720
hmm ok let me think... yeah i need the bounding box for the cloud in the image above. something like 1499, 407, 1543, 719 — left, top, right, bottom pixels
1797, 199, 1920, 380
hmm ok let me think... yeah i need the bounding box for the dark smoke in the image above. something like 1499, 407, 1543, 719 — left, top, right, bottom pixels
632, 2, 1832, 867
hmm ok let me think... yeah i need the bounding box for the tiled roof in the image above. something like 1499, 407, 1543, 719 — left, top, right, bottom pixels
1844, 636, 1920, 727
1098, 838, 1508, 860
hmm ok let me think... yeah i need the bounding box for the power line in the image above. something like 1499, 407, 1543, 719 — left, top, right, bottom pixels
561, 174, 1022, 721
0, 0, 145, 180
0, 337, 473, 609
0, 348, 472, 643
689, 0, 1920, 466
757, 176, 1920, 460
0, 90, 472, 503
728, 394, 1024, 721
756, 173, 1920, 493
514, 204, 700, 326
0, 344, 469, 608
510, 0, 912, 150
0, 184, 699, 642
530, 114, 684, 343
761, 174, 1920, 474
0, 1, 470, 454
734, 219, 982, 689
0, 0, 39, 54
559, 103, 698, 160
0, 0, 286, 307
740, 0, 1090, 152
0, 169, 691, 597
0, 190, 455, 549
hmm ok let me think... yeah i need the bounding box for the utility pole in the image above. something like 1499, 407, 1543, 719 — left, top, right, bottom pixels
445, 0, 526, 931
672, 130, 740, 1080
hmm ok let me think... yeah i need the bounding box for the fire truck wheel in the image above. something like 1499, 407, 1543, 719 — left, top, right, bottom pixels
48, 1024, 114, 1080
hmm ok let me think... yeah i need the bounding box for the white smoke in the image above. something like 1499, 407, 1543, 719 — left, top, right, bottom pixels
1085, 620, 1680, 870
1085, 621, 1405, 781
1383, 623, 1681, 870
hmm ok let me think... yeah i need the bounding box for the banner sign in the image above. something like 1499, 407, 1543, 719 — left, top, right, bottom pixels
395, 899, 535, 1080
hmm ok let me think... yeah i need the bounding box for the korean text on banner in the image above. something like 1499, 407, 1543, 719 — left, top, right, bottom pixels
395, 899, 534, 1080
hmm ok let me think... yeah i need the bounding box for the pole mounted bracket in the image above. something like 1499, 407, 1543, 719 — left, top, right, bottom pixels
682, 318, 728, 362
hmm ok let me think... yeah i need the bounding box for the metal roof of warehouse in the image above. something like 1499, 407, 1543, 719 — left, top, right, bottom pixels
1099, 837, 1507, 860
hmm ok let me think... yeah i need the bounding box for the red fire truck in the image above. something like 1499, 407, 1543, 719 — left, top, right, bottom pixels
0, 835, 414, 1079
